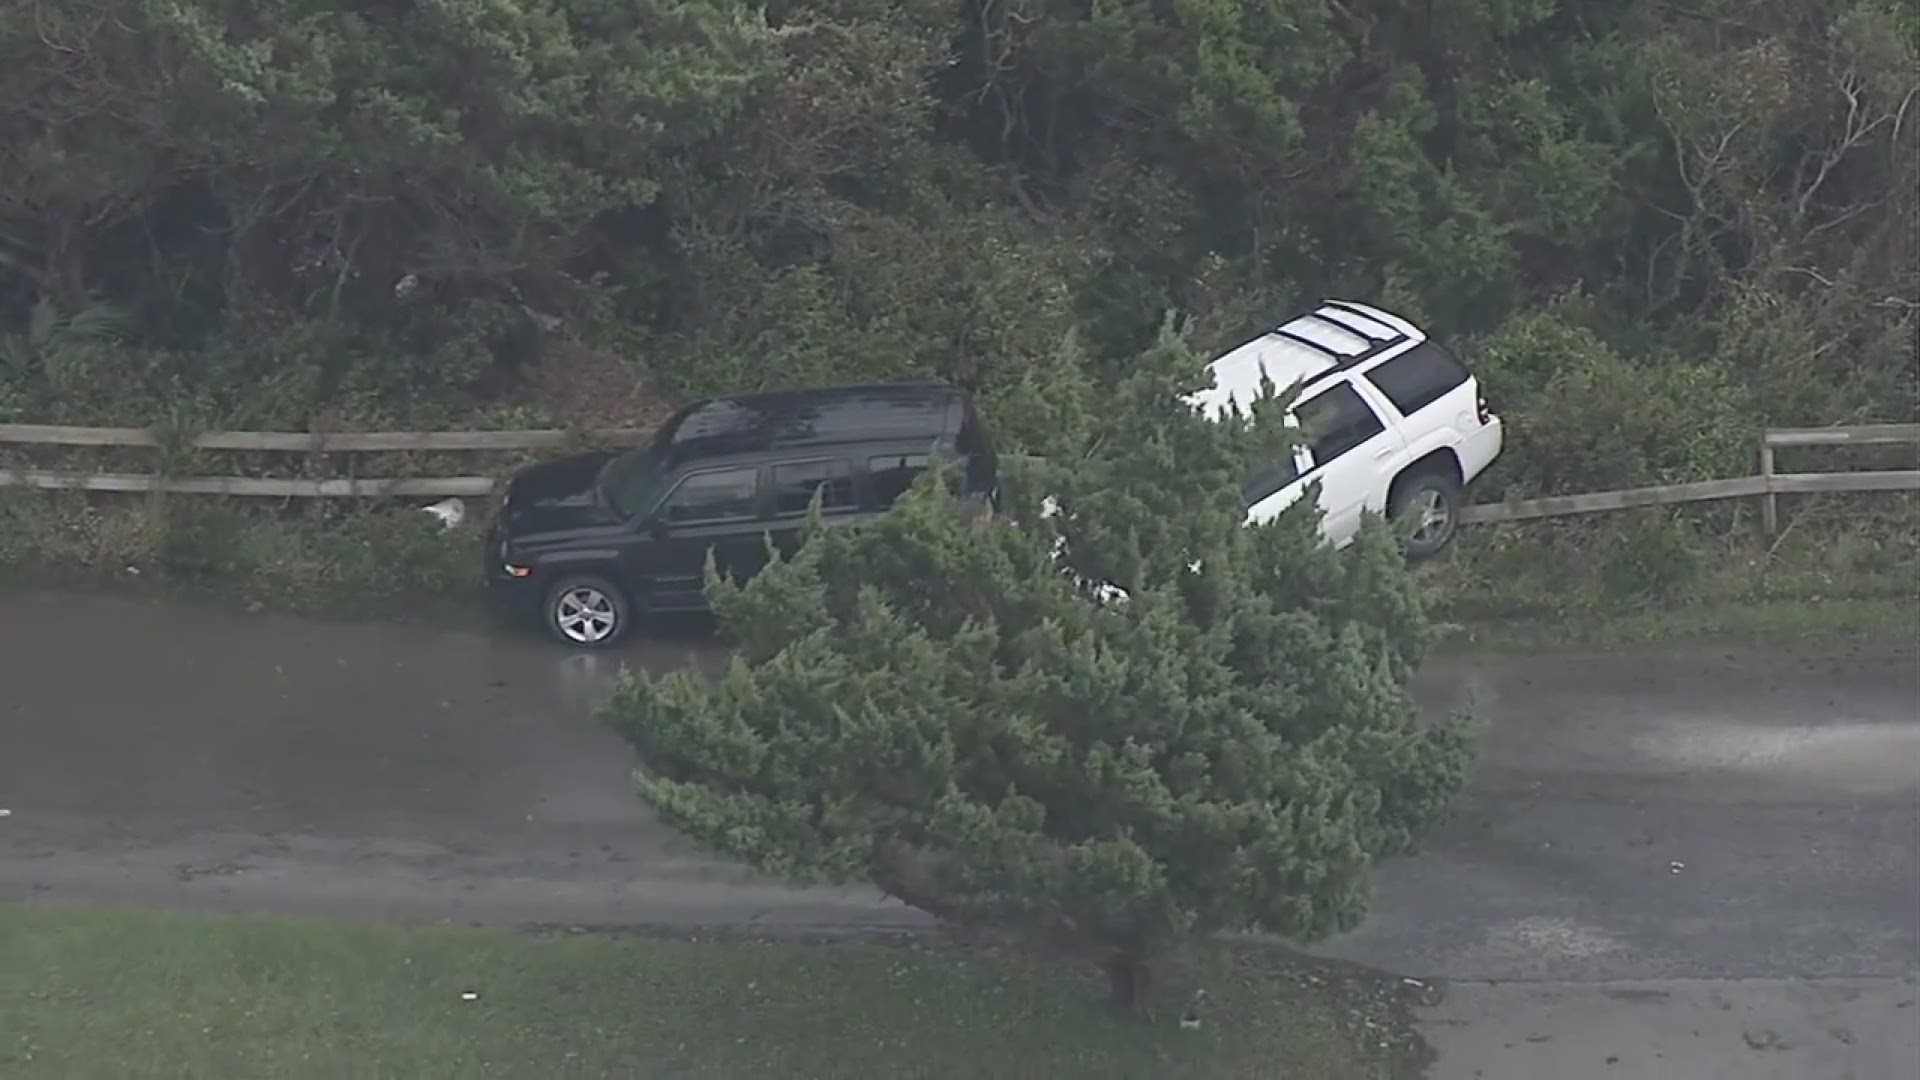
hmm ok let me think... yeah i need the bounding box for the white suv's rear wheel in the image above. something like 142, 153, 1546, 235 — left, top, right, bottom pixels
1392, 472, 1461, 561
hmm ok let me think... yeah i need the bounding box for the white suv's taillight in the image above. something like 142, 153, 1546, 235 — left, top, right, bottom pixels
1476, 396, 1492, 426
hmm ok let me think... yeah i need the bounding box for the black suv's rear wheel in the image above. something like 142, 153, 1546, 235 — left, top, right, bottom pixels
1391, 472, 1462, 561
544, 575, 630, 648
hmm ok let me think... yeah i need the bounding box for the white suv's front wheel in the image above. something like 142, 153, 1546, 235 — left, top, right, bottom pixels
1392, 472, 1461, 561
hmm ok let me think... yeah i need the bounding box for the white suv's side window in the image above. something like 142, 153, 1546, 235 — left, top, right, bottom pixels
1292, 379, 1407, 542
1298, 382, 1386, 465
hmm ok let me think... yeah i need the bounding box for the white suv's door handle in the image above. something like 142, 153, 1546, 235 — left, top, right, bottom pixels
1372, 446, 1396, 460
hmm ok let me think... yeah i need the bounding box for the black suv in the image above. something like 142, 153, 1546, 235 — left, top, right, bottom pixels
485, 380, 999, 647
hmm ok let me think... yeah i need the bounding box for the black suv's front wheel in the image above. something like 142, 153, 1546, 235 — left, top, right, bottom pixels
544, 574, 630, 649
1391, 471, 1462, 561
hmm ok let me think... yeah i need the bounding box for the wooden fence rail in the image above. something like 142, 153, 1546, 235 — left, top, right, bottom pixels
0, 421, 652, 499
0, 469, 499, 498
1460, 422, 1919, 531
0, 423, 649, 453
1, 421, 1914, 530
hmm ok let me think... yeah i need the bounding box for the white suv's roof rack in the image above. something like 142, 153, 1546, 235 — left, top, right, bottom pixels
1284, 300, 1425, 394
1193, 299, 1426, 419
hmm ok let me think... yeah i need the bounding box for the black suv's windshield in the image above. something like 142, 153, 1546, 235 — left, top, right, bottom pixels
597, 448, 672, 518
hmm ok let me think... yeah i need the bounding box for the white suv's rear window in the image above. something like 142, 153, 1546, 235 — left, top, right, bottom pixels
1363, 342, 1470, 417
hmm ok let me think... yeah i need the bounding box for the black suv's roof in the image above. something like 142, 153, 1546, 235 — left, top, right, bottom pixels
657, 379, 966, 461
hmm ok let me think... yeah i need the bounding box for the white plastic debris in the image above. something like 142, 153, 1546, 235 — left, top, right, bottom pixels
1669, 860, 1686, 874
1179, 988, 1208, 1030
0, 808, 11, 818
1036, 495, 1136, 605
460, 991, 479, 1002
420, 498, 466, 529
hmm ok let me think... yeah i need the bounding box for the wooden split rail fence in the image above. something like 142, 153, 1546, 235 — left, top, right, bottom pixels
0, 424, 649, 500
1454, 423, 1918, 531
1, 421, 1915, 533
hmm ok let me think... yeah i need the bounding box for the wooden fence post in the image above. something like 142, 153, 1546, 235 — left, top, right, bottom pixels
1759, 435, 1778, 535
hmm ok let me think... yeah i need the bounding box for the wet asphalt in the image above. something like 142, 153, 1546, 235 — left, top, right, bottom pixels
0, 589, 1915, 1078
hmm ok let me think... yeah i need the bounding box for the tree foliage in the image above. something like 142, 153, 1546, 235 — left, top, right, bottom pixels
605, 329, 1473, 1011
1, 0, 1910, 454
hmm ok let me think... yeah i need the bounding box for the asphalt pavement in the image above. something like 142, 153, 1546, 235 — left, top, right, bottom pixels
0, 588, 1914, 1079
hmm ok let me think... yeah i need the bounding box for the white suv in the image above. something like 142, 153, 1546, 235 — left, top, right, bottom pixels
1188, 299, 1502, 559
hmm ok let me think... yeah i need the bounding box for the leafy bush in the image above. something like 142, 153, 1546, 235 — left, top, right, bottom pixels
1470, 308, 1757, 498
1597, 512, 1709, 607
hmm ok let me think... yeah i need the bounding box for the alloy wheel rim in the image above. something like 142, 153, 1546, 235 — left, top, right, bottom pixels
1410, 488, 1452, 544
556, 587, 616, 644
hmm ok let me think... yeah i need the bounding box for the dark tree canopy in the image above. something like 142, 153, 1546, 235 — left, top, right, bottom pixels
2, 1, 1911, 459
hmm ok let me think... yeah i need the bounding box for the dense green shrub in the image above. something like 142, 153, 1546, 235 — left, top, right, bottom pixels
1469, 308, 1758, 498
605, 330, 1471, 1013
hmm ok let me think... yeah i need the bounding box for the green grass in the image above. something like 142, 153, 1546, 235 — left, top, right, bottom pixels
0, 489, 481, 618
1420, 503, 1920, 653
1433, 595, 1918, 654
0, 904, 1416, 1080
5, 489, 1913, 656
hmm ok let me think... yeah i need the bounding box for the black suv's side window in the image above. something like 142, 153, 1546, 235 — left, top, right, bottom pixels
1296, 382, 1385, 465
772, 459, 855, 515
662, 467, 760, 524
868, 453, 930, 506
1362, 341, 1470, 417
